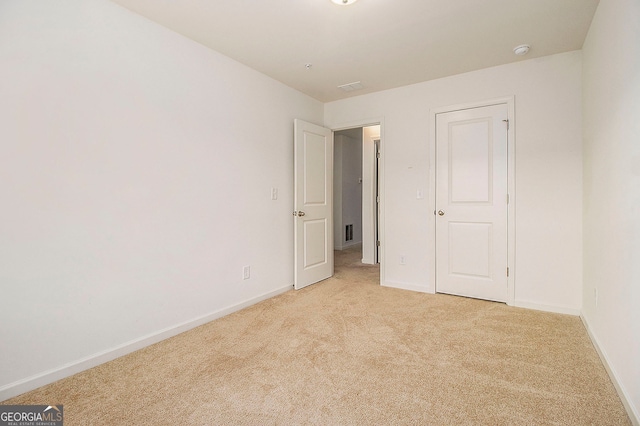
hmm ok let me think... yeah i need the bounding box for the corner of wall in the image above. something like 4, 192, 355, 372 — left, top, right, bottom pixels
580, 313, 640, 425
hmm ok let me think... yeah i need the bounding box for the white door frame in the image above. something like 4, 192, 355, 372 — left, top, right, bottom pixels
330, 117, 385, 286
361, 126, 380, 265
428, 98, 515, 305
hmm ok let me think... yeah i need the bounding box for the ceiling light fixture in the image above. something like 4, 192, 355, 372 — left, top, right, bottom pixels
331, 0, 358, 5
513, 44, 530, 56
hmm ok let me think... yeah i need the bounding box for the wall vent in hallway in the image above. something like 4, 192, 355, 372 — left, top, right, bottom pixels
345, 224, 353, 242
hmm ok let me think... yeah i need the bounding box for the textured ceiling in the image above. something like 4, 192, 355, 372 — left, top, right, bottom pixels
110, 0, 599, 102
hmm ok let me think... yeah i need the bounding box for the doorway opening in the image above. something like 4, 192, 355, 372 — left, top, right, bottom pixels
293, 118, 382, 290
333, 124, 381, 266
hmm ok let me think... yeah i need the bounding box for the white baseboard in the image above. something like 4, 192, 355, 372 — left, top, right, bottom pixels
0, 284, 292, 402
512, 300, 581, 316
382, 280, 433, 294
380, 285, 580, 316
335, 241, 362, 251
580, 314, 640, 426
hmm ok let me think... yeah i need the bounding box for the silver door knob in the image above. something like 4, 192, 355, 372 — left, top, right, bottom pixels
297, 211, 306, 217
438, 210, 445, 216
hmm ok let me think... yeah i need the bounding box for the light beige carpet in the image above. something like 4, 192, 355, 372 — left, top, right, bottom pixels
4, 247, 630, 425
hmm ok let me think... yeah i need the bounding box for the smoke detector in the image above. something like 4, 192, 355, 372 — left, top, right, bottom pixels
332, 0, 358, 5
513, 44, 530, 56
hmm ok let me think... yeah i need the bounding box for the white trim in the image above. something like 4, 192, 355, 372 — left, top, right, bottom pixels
580, 314, 640, 426
361, 130, 378, 265
330, 117, 384, 133
428, 97, 516, 305
329, 117, 385, 286
0, 284, 292, 402
512, 300, 580, 316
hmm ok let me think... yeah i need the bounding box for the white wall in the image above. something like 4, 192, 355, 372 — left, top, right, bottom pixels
333, 133, 363, 249
0, 0, 323, 398
581, 0, 640, 420
325, 51, 583, 313
342, 135, 363, 247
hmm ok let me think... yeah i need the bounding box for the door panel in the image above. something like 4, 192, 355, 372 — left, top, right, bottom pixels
294, 119, 333, 290
436, 104, 507, 302
448, 222, 492, 278
303, 133, 327, 204
450, 120, 492, 203
303, 219, 328, 268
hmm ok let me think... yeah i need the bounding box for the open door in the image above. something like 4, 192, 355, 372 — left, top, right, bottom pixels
294, 119, 334, 290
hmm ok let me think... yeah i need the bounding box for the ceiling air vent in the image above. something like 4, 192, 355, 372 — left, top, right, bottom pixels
337, 81, 363, 92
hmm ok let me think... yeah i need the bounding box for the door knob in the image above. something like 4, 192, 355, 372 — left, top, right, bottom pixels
438, 210, 445, 216
297, 211, 306, 217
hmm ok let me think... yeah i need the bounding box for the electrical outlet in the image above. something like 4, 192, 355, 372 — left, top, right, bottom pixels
243, 265, 250, 280
594, 288, 598, 307
400, 255, 406, 265
271, 187, 278, 200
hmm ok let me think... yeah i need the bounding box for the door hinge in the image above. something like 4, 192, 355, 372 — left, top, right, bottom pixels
376, 195, 380, 203
376, 241, 381, 247
502, 119, 509, 130
376, 151, 381, 159
507, 267, 510, 277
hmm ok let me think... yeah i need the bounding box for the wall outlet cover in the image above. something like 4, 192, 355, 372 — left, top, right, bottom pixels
243, 266, 250, 280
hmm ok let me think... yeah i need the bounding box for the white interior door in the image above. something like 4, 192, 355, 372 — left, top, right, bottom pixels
435, 104, 508, 302
294, 119, 334, 290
